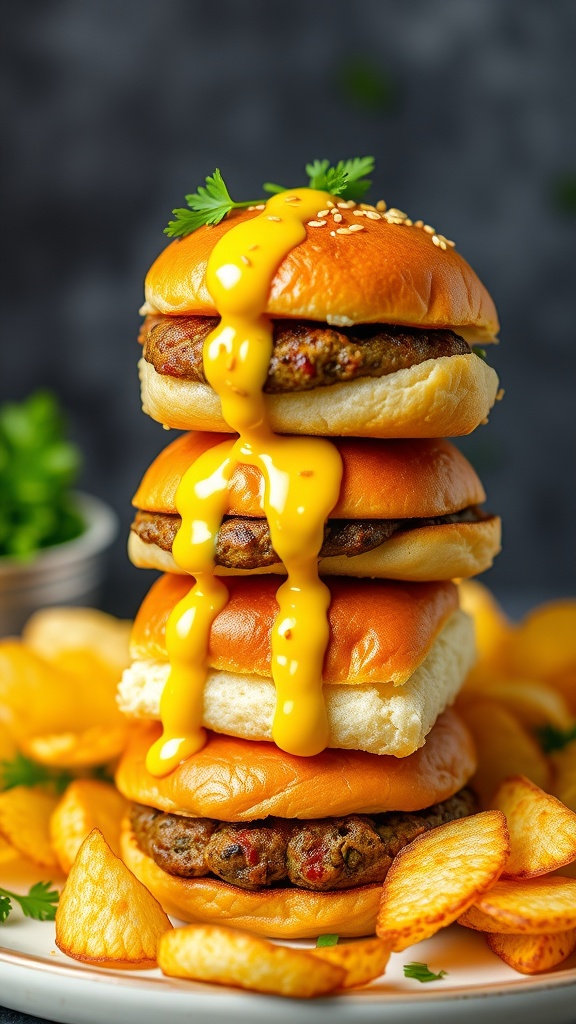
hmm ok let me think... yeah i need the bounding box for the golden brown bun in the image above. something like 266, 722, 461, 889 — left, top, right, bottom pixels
133, 432, 485, 518
144, 208, 499, 339
128, 516, 501, 582
121, 825, 381, 938
130, 573, 458, 685
139, 354, 500, 438
115, 710, 475, 820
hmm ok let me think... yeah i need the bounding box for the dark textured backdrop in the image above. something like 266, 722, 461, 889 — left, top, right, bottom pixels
1, 0, 575, 621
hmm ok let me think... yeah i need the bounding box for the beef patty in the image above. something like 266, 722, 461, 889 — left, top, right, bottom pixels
139, 315, 471, 393
131, 507, 489, 571
131, 788, 476, 892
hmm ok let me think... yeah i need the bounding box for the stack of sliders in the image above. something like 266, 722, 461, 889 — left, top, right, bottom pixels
116, 175, 501, 938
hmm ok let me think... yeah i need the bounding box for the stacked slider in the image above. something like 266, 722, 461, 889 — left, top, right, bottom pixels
117, 183, 501, 937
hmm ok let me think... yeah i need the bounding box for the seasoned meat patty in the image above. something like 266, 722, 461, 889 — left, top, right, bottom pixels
131, 507, 489, 571
139, 315, 471, 393
130, 788, 476, 892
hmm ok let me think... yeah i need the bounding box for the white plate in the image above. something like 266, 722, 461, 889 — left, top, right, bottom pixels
2, 859, 576, 1024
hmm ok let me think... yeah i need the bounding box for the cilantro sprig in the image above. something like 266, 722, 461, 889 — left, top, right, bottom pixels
165, 157, 375, 238
0, 391, 84, 559
0, 752, 74, 794
536, 722, 576, 754
0, 881, 59, 924
403, 961, 447, 983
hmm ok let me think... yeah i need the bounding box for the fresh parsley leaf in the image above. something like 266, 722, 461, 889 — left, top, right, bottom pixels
0, 882, 59, 923
306, 157, 375, 199
537, 722, 576, 753
0, 893, 12, 923
262, 182, 288, 195
403, 961, 447, 983
316, 933, 339, 947
165, 169, 263, 237
0, 752, 73, 794
472, 346, 487, 361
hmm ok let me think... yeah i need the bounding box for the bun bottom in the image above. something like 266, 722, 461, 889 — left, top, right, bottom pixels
121, 823, 381, 938
139, 354, 499, 438
128, 517, 501, 582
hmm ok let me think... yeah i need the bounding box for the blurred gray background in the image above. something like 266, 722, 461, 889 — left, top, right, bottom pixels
1, 0, 575, 619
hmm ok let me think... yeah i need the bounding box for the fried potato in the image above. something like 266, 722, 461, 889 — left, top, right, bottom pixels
50, 780, 128, 874
492, 775, 576, 878
21, 725, 128, 769
458, 580, 510, 668
504, 601, 576, 682
310, 937, 390, 989
376, 811, 509, 952
487, 928, 576, 974
0, 641, 82, 739
479, 681, 573, 731
55, 828, 171, 968
0, 786, 59, 868
158, 925, 346, 998
552, 740, 576, 814
0, 836, 16, 865
459, 877, 576, 934
456, 700, 551, 807
23, 606, 131, 678
0, 720, 17, 763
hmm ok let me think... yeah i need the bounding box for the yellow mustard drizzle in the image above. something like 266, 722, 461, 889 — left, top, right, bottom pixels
145, 189, 343, 776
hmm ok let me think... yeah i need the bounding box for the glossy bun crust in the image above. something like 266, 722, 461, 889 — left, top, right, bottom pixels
115, 710, 475, 820
145, 208, 499, 339
133, 433, 485, 519
130, 573, 458, 685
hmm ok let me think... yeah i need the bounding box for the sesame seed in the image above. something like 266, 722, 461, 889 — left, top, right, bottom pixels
353, 209, 366, 216
376, 200, 387, 212
307, 220, 327, 227
346, 200, 356, 208
333, 213, 343, 222
348, 223, 365, 232
414, 220, 424, 228
267, 215, 281, 222
247, 206, 255, 211
249, 244, 259, 251
254, 204, 265, 210
330, 230, 336, 236
317, 209, 330, 218
284, 196, 300, 204
360, 203, 376, 211
423, 224, 435, 234
226, 356, 236, 371
326, 200, 335, 208
284, 628, 292, 639
432, 235, 441, 246
299, 470, 314, 477
336, 227, 352, 234
365, 210, 381, 220
404, 218, 413, 226
446, 239, 456, 248
496, 388, 505, 401
387, 208, 408, 219
337, 202, 349, 209
240, 255, 251, 265
386, 217, 405, 225
230, 385, 248, 396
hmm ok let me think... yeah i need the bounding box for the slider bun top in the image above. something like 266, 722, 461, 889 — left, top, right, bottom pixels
115, 709, 476, 820
133, 433, 486, 519
145, 209, 498, 341
130, 573, 458, 686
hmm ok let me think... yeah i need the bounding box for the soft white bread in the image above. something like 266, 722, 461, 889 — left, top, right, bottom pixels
139, 354, 499, 437
128, 517, 501, 581
118, 609, 474, 757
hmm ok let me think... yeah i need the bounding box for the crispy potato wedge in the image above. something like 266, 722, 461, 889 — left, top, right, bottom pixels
458, 581, 510, 668
24, 606, 131, 678
487, 928, 576, 974
0, 641, 82, 739
158, 925, 345, 998
552, 740, 576, 814
50, 780, 128, 874
55, 828, 171, 968
504, 601, 576, 682
457, 700, 551, 807
0, 786, 59, 868
459, 877, 576, 934
479, 681, 573, 731
376, 811, 509, 952
310, 937, 390, 989
492, 775, 576, 878
21, 725, 128, 769
0, 836, 16, 864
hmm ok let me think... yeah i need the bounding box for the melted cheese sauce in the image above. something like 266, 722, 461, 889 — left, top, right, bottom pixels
146, 189, 343, 776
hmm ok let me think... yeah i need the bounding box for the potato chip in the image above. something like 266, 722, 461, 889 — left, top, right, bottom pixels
50, 780, 128, 874
0, 786, 59, 868
55, 828, 172, 967
479, 681, 573, 731
552, 740, 576, 813
24, 606, 131, 677
487, 928, 576, 974
504, 601, 576, 682
457, 700, 551, 807
460, 877, 576, 934
158, 925, 345, 998
310, 936, 390, 988
21, 725, 128, 769
376, 811, 509, 952
492, 775, 576, 878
